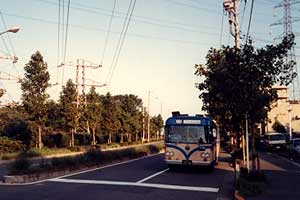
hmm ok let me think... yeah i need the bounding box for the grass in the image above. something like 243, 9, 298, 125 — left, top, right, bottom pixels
8, 143, 164, 175
0, 148, 73, 160
1, 141, 163, 161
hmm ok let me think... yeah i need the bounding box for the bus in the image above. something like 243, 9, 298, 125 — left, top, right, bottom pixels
164, 112, 219, 168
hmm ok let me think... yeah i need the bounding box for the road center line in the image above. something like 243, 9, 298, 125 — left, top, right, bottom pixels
49, 178, 219, 193
136, 168, 169, 183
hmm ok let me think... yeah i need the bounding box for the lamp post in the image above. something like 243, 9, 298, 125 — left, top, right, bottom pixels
288, 105, 292, 141
0, 27, 20, 35
0, 27, 20, 63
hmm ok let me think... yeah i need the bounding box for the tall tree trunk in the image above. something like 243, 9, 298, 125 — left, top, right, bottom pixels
128, 133, 132, 143
251, 123, 257, 170
108, 132, 112, 144
120, 132, 124, 143
92, 128, 96, 145
38, 125, 43, 149
70, 128, 74, 147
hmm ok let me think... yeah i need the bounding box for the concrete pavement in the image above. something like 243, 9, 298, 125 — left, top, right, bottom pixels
0, 152, 234, 200
248, 151, 300, 200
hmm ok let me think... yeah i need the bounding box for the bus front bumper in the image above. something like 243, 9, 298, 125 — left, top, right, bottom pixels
165, 159, 214, 166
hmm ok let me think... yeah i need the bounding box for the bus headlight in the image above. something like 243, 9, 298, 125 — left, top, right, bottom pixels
166, 151, 174, 156
201, 152, 210, 158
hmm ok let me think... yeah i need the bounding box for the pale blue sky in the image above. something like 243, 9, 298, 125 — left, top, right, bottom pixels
0, 0, 299, 120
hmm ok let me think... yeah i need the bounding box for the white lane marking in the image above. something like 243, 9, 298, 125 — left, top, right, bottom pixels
136, 168, 169, 183
49, 178, 219, 193
55, 153, 162, 179
0, 153, 162, 186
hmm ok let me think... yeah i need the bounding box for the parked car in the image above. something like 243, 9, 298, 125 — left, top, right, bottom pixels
287, 138, 300, 159
262, 132, 287, 150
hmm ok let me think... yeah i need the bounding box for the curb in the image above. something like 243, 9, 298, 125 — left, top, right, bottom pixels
0, 152, 163, 185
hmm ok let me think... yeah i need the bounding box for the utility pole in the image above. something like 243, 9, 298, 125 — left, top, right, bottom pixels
271, 0, 300, 100
288, 105, 292, 140
59, 60, 105, 146
142, 106, 145, 143
245, 113, 250, 171
223, 0, 240, 49
147, 90, 151, 142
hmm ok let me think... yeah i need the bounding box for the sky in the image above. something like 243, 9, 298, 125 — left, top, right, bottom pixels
0, 0, 299, 120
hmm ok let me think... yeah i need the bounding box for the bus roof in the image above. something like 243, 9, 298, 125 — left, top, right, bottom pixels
165, 115, 214, 126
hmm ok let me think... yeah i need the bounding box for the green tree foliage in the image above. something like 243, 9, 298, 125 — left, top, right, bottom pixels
45, 100, 63, 129
0, 106, 34, 148
59, 79, 78, 147
195, 35, 296, 148
150, 114, 164, 139
100, 93, 121, 144
21, 51, 50, 149
272, 120, 287, 133
115, 94, 143, 142
84, 87, 102, 145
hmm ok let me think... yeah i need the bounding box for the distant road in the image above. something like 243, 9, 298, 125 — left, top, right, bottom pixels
0, 152, 234, 200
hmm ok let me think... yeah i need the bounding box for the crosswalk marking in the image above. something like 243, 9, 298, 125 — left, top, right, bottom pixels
136, 168, 169, 183
49, 178, 219, 193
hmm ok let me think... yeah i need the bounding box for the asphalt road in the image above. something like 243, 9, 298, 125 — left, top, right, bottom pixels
0, 153, 234, 200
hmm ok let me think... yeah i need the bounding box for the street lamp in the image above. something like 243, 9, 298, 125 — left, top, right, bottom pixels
0, 27, 20, 35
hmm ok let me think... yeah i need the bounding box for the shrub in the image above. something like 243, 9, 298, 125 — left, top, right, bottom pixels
85, 149, 103, 164
237, 168, 267, 197
0, 137, 25, 154
75, 133, 92, 146
1, 120, 33, 148
9, 158, 31, 175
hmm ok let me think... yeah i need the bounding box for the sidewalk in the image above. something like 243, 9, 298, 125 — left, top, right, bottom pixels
248, 151, 300, 200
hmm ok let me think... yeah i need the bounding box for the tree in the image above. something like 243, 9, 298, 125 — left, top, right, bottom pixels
21, 51, 50, 149
272, 120, 287, 133
84, 87, 102, 145
150, 114, 164, 139
45, 100, 63, 129
0, 105, 33, 149
195, 35, 296, 167
59, 79, 78, 147
100, 93, 121, 144
115, 94, 143, 143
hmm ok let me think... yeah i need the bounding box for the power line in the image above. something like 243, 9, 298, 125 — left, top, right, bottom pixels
1, 11, 273, 47
239, 0, 247, 31
107, 0, 137, 86
33, 0, 221, 34
56, 0, 61, 84
246, 0, 255, 44
0, 10, 19, 76
100, 0, 116, 66
0, 10, 16, 56
61, 0, 71, 85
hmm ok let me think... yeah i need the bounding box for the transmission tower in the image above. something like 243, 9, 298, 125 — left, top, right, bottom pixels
271, 0, 300, 100
59, 59, 106, 136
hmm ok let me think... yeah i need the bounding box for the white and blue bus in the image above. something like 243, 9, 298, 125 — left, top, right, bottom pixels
164, 112, 219, 168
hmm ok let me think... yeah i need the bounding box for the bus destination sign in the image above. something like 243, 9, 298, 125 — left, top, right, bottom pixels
175, 119, 201, 124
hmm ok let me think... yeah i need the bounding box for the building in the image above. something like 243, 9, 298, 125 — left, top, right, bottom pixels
266, 86, 300, 133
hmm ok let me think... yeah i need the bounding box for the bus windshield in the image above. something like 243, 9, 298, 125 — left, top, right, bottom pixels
166, 125, 211, 144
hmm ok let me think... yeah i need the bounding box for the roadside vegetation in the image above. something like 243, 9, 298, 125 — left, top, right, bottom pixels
8, 143, 164, 175
0, 51, 164, 160
195, 34, 296, 197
